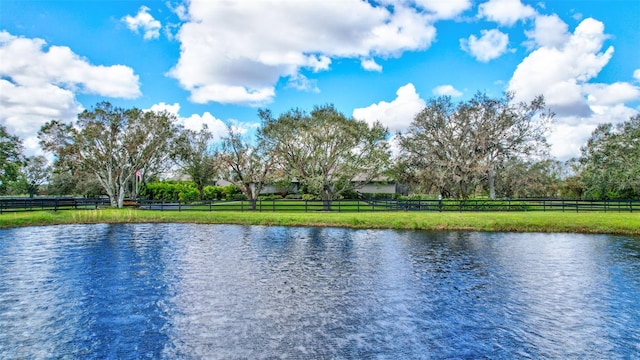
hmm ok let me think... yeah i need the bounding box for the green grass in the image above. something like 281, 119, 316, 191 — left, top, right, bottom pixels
1, 209, 639, 235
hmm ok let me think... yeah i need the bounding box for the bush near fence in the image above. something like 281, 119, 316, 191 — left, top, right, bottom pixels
140, 181, 242, 201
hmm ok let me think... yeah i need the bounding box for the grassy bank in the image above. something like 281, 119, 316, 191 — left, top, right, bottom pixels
0, 209, 639, 235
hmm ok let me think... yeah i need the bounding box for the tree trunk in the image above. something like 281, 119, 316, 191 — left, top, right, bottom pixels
117, 186, 126, 208
488, 167, 496, 200
197, 185, 205, 201
244, 184, 257, 210
321, 190, 332, 211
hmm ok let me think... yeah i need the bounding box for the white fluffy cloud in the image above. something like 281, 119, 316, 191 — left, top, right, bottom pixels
547, 104, 638, 159
361, 58, 383, 72
509, 18, 615, 115
122, 6, 161, 40
148, 102, 226, 136
169, 0, 441, 106
634, 69, 640, 81
478, 0, 536, 26
147, 102, 260, 141
414, 0, 472, 19
352, 83, 425, 134
0, 31, 141, 155
584, 82, 640, 106
460, 29, 510, 62
525, 14, 570, 49
509, 18, 639, 159
433, 85, 463, 97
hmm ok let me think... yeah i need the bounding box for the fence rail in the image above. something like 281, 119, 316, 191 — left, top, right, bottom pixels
0, 198, 109, 213
1, 198, 638, 213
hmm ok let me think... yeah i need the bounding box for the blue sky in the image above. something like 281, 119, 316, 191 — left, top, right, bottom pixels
1, 0, 639, 160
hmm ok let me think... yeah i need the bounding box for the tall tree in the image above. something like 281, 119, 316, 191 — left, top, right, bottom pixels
38, 120, 89, 196
217, 126, 275, 209
175, 126, 218, 200
0, 125, 24, 194
39, 102, 180, 207
579, 114, 640, 199
17, 156, 51, 197
469, 93, 552, 198
398, 93, 552, 199
259, 104, 390, 210
398, 96, 480, 198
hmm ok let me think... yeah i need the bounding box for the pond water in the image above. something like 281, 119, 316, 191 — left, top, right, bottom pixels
1, 224, 639, 359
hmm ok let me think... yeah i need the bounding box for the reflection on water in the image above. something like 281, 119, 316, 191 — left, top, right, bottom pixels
1, 224, 639, 358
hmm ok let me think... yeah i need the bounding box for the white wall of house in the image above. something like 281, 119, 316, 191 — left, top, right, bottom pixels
357, 183, 397, 194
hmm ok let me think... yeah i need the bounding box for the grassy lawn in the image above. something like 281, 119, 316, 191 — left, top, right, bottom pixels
0, 208, 638, 235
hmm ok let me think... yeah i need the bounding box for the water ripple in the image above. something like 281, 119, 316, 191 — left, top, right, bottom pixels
1, 224, 639, 359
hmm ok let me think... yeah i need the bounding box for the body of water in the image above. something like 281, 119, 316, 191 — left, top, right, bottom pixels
1, 224, 639, 359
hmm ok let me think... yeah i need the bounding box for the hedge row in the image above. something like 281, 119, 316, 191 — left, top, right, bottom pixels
140, 181, 242, 201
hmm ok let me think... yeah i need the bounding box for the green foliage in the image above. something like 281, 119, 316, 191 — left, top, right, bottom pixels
259, 104, 391, 205
579, 115, 640, 200
175, 126, 218, 200
39, 102, 180, 207
14, 156, 51, 197
0, 125, 24, 194
301, 194, 320, 201
399, 92, 552, 199
400, 194, 435, 201
141, 181, 241, 201
259, 194, 283, 201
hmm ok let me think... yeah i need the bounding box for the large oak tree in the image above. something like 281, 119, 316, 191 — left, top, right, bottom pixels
399, 93, 552, 199
259, 104, 390, 209
39, 102, 180, 207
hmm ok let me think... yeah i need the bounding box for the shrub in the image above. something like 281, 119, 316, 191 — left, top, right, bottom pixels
259, 194, 283, 201
220, 185, 241, 200
203, 185, 221, 200
301, 194, 320, 201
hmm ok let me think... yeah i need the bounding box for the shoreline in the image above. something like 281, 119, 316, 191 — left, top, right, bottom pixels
1, 209, 639, 235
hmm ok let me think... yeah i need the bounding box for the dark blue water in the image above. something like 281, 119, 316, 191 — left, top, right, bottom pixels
1, 224, 639, 359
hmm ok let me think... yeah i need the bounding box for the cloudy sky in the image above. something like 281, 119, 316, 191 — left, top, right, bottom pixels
1, 0, 639, 160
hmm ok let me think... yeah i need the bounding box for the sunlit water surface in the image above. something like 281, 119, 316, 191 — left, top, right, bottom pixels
1, 224, 639, 359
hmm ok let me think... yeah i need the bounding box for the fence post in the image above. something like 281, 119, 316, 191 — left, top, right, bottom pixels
272, 200, 275, 212
305, 200, 308, 213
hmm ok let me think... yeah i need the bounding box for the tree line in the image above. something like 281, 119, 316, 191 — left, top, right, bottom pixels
1, 94, 638, 208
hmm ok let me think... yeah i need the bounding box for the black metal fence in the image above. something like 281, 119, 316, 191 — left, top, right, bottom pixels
1, 197, 638, 213
0, 197, 109, 213
136, 198, 639, 213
